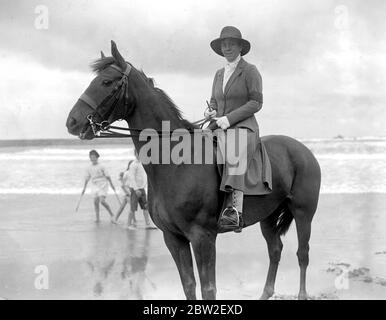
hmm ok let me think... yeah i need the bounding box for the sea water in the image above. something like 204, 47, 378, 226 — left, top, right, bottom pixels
0, 137, 385, 195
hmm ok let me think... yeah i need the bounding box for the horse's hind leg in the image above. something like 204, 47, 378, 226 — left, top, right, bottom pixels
291, 207, 314, 300
163, 231, 197, 300
288, 150, 320, 300
259, 220, 283, 300
190, 226, 217, 300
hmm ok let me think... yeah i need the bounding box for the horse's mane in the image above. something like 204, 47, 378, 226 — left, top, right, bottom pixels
90, 57, 197, 130
90, 57, 116, 73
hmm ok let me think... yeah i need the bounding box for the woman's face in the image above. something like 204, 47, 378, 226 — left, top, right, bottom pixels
221, 38, 242, 62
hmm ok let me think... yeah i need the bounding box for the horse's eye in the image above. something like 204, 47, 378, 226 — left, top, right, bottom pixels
102, 79, 113, 86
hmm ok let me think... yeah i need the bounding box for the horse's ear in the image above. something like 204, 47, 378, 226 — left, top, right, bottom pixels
100, 51, 106, 59
111, 40, 126, 70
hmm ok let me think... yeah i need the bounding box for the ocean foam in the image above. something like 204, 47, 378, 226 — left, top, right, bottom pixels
1, 140, 385, 196
315, 153, 386, 160
0, 188, 125, 195
1, 152, 386, 161
0, 187, 385, 195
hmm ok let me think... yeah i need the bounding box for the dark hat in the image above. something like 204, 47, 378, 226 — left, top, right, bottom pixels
210, 26, 251, 56
89, 149, 100, 158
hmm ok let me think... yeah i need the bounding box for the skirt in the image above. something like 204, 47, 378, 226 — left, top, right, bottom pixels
215, 128, 272, 195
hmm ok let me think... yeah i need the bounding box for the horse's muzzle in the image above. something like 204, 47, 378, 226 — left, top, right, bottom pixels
79, 123, 95, 140
66, 116, 81, 136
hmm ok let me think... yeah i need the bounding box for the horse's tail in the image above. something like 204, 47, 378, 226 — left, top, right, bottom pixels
266, 199, 294, 236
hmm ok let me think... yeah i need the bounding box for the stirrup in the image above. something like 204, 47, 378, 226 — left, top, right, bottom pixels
218, 206, 242, 232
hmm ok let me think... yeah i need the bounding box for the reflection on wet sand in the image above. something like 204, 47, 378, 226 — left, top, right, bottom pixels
86, 224, 154, 299
1, 194, 386, 299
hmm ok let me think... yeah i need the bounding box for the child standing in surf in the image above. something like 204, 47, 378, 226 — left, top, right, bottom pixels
113, 160, 138, 227
81, 149, 116, 223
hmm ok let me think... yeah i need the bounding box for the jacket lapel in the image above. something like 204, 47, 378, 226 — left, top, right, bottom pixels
218, 68, 224, 96
224, 58, 246, 96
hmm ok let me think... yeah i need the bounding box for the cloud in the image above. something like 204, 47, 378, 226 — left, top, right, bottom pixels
1, 0, 386, 139
2, 0, 384, 76
0, 50, 90, 139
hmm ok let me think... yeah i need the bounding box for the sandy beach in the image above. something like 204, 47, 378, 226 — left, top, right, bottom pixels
0, 193, 385, 300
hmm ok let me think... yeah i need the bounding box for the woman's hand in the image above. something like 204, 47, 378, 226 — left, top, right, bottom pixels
216, 116, 230, 130
204, 108, 217, 119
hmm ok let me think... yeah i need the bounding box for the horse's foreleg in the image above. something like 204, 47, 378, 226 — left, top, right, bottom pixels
190, 227, 217, 300
293, 212, 312, 300
259, 220, 283, 300
163, 231, 197, 300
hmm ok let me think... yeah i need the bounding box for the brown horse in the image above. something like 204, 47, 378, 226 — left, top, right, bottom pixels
66, 41, 321, 300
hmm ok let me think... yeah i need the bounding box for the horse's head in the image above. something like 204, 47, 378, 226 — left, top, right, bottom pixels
66, 41, 135, 139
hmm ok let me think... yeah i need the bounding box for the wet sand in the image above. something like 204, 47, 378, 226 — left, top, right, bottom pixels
0, 193, 385, 300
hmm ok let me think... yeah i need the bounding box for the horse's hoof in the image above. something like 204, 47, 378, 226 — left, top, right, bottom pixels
259, 290, 274, 300
93, 282, 103, 296
298, 293, 308, 300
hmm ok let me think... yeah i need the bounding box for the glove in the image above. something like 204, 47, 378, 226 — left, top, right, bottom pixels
216, 116, 230, 130
204, 108, 217, 119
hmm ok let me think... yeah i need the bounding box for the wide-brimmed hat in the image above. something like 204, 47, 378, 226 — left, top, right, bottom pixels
210, 26, 250, 56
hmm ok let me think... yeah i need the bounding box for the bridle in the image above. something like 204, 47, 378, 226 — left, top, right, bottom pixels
79, 63, 134, 138
79, 63, 212, 139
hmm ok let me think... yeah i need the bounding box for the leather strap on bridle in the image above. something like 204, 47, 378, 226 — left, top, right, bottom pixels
87, 117, 213, 138
79, 93, 98, 110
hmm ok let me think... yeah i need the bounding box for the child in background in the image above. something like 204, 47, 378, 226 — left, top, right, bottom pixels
128, 150, 154, 229
81, 149, 116, 223
114, 160, 137, 226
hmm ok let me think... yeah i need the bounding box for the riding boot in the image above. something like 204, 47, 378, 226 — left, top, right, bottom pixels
232, 190, 244, 233
218, 189, 244, 232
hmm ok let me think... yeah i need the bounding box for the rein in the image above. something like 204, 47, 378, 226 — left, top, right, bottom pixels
80, 62, 213, 139
87, 116, 212, 138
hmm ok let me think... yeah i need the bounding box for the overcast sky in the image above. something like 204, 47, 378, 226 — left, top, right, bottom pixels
0, 0, 385, 139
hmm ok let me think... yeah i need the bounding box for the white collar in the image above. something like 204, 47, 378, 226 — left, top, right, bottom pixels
225, 55, 241, 69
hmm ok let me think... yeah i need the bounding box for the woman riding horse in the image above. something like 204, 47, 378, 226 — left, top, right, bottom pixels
66, 40, 321, 300
205, 26, 268, 232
